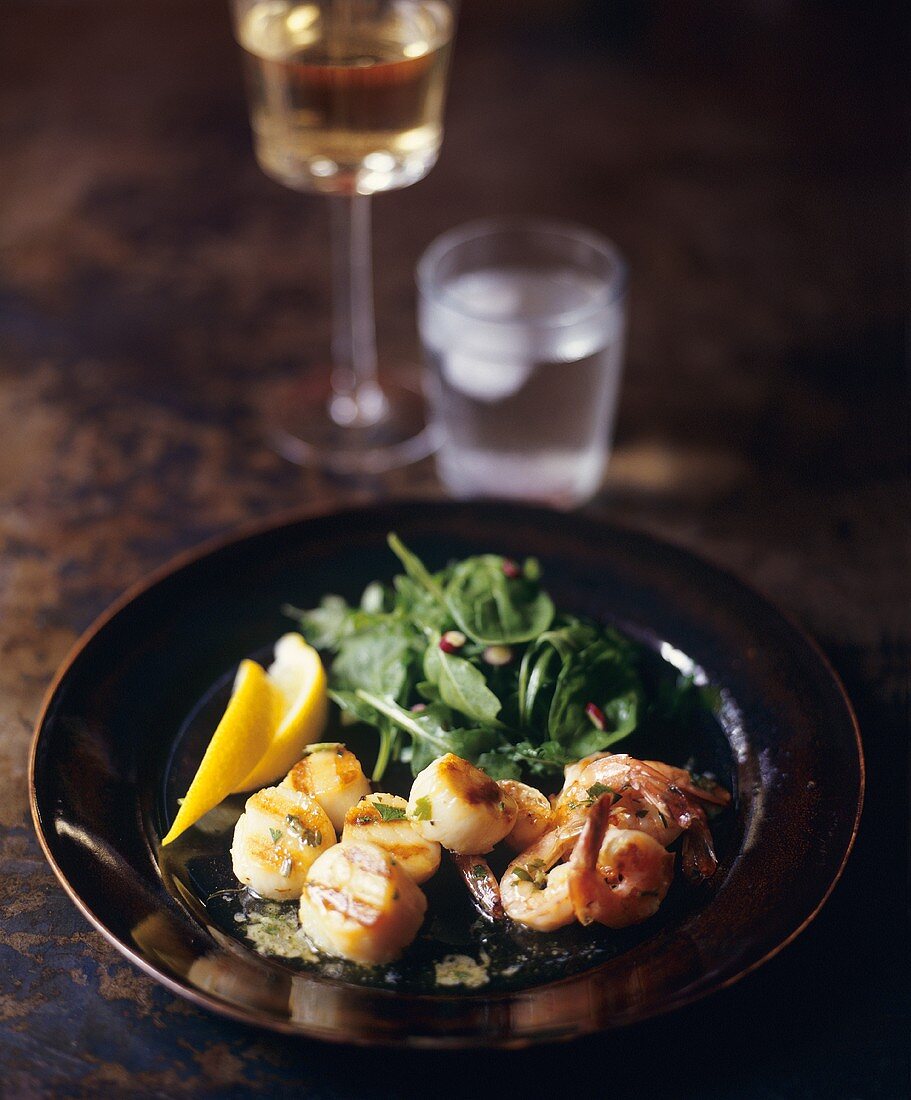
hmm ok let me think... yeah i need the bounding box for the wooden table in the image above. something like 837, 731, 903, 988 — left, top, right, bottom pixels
1, 0, 906, 1094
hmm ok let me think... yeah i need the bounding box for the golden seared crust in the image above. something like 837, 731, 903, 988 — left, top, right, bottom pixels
288, 746, 364, 793
344, 792, 407, 829
438, 753, 501, 806
342, 842, 393, 878
247, 834, 289, 874
286, 757, 315, 793
305, 883, 384, 927
249, 787, 326, 828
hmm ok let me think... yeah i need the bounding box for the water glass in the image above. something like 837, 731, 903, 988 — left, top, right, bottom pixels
417, 219, 627, 507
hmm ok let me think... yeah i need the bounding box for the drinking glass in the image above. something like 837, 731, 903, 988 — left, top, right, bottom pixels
417, 219, 627, 507
231, 0, 456, 473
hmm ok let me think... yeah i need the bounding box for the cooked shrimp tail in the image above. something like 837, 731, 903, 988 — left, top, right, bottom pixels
642, 760, 731, 808
680, 814, 718, 883
642, 774, 718, 883
568, 793, 674, 929
452, 854, 503, 921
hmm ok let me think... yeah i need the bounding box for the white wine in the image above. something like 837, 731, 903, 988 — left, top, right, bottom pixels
236, 0, 454, 194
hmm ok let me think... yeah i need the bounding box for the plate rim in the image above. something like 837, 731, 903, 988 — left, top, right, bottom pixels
29, 499, 865, 1046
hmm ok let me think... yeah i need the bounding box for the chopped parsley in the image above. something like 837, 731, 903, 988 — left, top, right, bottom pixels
412, 796, 433, 821
269, 827, 282, 843
373, 802, 407, 822
512, 859, 547, 890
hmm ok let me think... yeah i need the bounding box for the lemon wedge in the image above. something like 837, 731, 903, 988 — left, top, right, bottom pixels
161, 659, 278, 846
235, 633, 328, 792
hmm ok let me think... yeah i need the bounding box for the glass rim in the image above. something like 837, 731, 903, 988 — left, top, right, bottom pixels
416, 217, 627, 329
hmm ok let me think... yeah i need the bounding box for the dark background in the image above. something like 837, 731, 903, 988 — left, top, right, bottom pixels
0, 0, 907, 1095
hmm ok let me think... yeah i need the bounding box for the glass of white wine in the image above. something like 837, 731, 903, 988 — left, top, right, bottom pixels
231, 0, 456, 472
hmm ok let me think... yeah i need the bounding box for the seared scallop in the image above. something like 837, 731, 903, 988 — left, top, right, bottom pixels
231, 786, 335, 901
407, 754, 517, 854
282, 743, 371, 833
299, 842, 427, 965
342, 793, 441, 884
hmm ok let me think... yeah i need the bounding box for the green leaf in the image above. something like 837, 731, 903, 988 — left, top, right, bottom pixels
412, 796, 432, 820
475, 750, 523, 780
387, 533, 445, 601
445, 555, 555, 645
332, 621, 414, 699
424, 644, 503, 726
360, 581, 390, 614
329, 691, 400, 781
546, 632, 641, 756
285, 595, 353, 650
353, 690, 498, 776
372, 801, 407, 822
393, 575, 449, 636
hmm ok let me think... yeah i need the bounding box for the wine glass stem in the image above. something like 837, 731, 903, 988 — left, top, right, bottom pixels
329, 193, 388, 428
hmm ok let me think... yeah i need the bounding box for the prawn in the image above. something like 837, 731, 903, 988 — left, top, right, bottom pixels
498, 779, 553, 852
556, 753, 724, 882
568, 792, 674, 928
500, 827, 580, 932
451, 854, 504, 921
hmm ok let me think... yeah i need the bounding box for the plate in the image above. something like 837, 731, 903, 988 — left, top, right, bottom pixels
30, 502, 863, 1047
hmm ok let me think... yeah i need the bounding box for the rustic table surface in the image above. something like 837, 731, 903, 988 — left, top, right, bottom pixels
1, 0, 906, 1095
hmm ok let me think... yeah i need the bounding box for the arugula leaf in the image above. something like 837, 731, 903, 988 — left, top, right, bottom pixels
360, 581, 391, 614
423, 643, 503, 726
332, 620, 415, 699
299, 537, 663, 783
387, 533, 445, 601
475, 750, 523, 780
354, 690, 498, 775
445, 555, 555, 645
393, 574, 449, 636
285, 595, 354, 650
329, 690, 400, 781
546, 633, 641, 756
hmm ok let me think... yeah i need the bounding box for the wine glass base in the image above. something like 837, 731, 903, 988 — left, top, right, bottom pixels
264, 374, 441, 475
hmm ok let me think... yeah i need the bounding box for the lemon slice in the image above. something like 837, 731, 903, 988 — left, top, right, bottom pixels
235, 633, 328, 792
161, 659, 278, 846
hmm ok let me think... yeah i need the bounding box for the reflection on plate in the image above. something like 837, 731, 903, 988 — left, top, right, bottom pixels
30, 502, 863, 1046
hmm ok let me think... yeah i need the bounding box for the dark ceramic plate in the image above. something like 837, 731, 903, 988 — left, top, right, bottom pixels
30, 502, 863, 1047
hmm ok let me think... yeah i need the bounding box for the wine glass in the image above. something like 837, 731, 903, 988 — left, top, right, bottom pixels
231, 0, 456, 473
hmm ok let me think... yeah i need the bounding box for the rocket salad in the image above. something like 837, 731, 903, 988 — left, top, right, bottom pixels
286, 534, 700, 783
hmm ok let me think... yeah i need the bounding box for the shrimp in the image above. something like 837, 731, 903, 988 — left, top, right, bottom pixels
500, 827, 579, 932
556, 753, 724, 882
298, 841, 427, 965
282, 743, 371, 833
568, 793, 674, 928
498, 779, 553, 852
558, 751, 613, 795
642, 760, 731, 807
231, 786, 335, 901
451, 854, 503, 920
342, 793, 441, 884
408, 754, 517, 854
